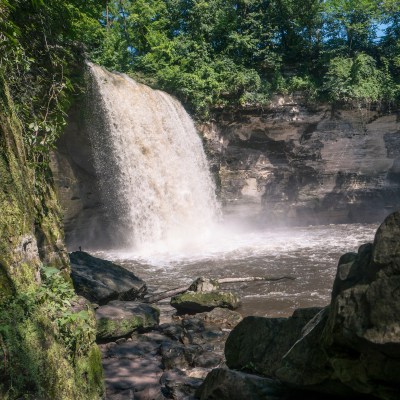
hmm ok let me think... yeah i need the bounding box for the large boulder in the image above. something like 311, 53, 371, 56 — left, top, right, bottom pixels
278, 213, 400, 398
96, 301, 159, 340
225, 307, 322, 376
210, 211, 400, 400
70, 251, 147, 305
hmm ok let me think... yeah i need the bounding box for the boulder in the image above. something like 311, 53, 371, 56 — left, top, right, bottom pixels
195, 307, 243, 329
197, 368, 288, 400
70, 251, 146, 305
171, 291, 241, 314
96, 301, 159, 340
225, 307, 322, 376
255, 211, 400, 399
189, 277, 220, 292
160, 369, 203, 400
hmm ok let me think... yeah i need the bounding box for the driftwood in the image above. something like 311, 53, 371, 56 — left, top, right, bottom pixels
143, 275, 295, 304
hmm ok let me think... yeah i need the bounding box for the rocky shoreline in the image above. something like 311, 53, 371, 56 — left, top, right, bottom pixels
70, 211, 400, 400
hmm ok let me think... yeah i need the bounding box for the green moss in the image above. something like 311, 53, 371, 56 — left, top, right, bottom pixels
0, 73, 104, 399
0, 266, 13, 304
97, 315, 149, 339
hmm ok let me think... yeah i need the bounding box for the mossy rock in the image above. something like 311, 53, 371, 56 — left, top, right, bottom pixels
171, 291, 241, 314
96, 301, 160, 340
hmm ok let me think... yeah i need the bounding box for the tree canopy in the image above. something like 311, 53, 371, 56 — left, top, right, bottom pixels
1, 0, 400, 120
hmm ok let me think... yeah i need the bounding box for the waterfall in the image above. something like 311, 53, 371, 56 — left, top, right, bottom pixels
86, 63, 219, 253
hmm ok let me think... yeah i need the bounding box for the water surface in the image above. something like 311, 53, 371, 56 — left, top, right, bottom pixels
92, 222, 377, 318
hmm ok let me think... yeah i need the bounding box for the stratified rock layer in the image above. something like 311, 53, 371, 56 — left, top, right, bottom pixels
200, 99, 400, 225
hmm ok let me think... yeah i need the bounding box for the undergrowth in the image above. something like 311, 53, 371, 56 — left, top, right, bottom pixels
0, 266, 103, 400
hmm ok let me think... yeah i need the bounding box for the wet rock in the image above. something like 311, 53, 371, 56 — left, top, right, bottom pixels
225, 307, 322, 376
197, 368, 288, 400
159, 323, 185, 341
171, 291, 241, 314
96, 301, 159, 340
70, 251, 147, 304
199, 106, 400, 226
189, 277, 220, 292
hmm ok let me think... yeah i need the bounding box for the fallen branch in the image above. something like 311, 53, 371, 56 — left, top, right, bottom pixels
142, 286, 189, 304
217, 276, 295, 284
143, 275, 295, 304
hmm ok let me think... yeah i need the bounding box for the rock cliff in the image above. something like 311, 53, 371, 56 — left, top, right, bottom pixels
200, 96, 400, 225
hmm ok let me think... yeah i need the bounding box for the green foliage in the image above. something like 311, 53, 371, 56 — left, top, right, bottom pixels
323, 53, 384, 106
0, 266, 101, 399
73, 0, 399, 118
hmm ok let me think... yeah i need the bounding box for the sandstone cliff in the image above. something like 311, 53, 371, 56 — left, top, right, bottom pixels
200, 96, 400, 226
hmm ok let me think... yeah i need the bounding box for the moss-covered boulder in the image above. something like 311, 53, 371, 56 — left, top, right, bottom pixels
96, 301, 160, 340
171, 291, 241, 314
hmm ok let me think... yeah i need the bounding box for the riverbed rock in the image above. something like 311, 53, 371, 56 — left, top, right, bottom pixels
160, 369, 203, 399
225, 307, 322, 376
194, 307, 243, 329
70, 251, 147, 305
96, 301, 160, 340
197, 368, 288, 400
171, 291, 241, 314
189, 277, 220, 292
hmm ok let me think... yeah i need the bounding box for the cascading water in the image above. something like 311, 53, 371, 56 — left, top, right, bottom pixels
86, 63, 219, 253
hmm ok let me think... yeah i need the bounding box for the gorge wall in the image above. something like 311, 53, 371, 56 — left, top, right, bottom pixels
200, 95, 400, 226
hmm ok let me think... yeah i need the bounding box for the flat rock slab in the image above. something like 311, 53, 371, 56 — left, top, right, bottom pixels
96, 301, 160, 340
102, 357, 164, 399
70, 251, 147, 304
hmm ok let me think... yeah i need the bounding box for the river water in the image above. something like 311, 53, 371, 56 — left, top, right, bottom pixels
93, 221, 378, 318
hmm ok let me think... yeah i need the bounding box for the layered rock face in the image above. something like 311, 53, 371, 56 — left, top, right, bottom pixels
51, 105, 109, 249
200, 97, 400, 225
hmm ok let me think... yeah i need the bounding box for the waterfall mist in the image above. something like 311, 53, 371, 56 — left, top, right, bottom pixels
86, 63, 220, 253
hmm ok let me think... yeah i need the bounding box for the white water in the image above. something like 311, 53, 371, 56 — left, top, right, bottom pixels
88, 64, 220, 252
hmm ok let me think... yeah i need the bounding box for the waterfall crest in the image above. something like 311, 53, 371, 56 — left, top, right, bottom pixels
87, 64, 219, 253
